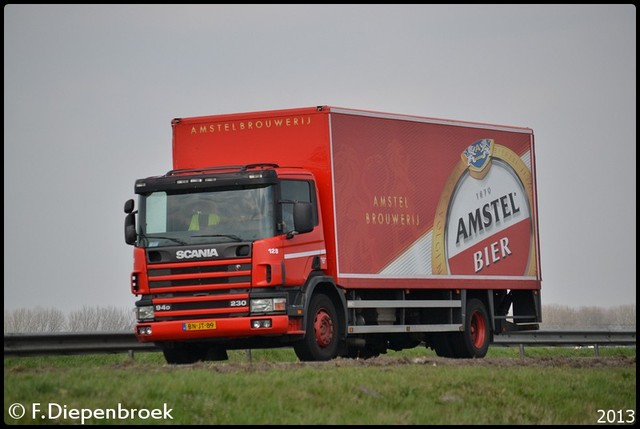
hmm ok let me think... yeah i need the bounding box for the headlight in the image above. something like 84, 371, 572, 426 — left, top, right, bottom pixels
250, 299, 272, 312
136, 305, 155, 321
250, 297, 286, 313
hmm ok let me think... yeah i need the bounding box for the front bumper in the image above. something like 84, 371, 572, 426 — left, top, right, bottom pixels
134, 314, 291, 342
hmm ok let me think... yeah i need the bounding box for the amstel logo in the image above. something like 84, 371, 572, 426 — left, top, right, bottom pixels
432, 139, 537, 276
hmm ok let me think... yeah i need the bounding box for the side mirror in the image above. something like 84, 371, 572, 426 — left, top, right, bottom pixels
124, 199, 135, 214
124, 212, 137, 245
293, 201, 314, 234
124, 199, 137, 245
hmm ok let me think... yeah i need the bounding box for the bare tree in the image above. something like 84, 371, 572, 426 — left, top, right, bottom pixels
540, 304, 577, 329
610, 305, 637, 329
540, 304, 636, 330
67, 306, 100, 331
3, 307, 66, 333
66, 305, 134, 331
4, 308, 29, 333
94, 306, 135, 331
578, 306, 607, 328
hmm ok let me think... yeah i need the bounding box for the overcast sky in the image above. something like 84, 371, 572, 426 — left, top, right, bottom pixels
4, 5, 636, 314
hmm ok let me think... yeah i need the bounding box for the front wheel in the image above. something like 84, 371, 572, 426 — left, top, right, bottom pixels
162, 343, 205, 364
294, 293, 339, 361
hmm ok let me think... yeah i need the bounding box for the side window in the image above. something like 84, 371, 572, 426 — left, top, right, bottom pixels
280, 180, 317, 232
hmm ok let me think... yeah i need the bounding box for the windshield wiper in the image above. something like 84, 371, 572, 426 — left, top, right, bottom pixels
142, 234, 188, 245
192, 234, 243, 242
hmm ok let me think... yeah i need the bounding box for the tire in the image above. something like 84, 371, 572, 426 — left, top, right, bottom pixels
451, 298, 491, 358
429, 332, 457, 358
294, 294, 339, 361
203, 347, 229, 361
162, 343, 204, 364
343, 343, 382, 360
388, 334, 421, 352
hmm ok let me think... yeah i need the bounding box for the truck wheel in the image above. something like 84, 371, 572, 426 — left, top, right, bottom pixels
203, 347, 229, 361
452, 298, 490, 358
344, 343, 382, 359
429, 333, 457, 358
294, 294, 339, 361
162, 344, 204, 364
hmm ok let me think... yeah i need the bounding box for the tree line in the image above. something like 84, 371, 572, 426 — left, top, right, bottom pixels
4, 306, 135, 333
3, 304, 636, 333
539, 304, 635, 330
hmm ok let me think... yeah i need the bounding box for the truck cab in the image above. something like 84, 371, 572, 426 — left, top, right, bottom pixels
124, 164, 330, 363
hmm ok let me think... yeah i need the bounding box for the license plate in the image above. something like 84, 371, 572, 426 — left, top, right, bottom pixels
183, 321, 217, 331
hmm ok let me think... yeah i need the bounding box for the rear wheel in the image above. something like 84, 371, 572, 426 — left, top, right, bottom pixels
294, 294, 339, 361
343, 340, 384, 359
451, 298, 491, 358
429, 333, 457, 358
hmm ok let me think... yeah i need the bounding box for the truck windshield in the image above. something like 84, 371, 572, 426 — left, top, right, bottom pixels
138, 185, 275, 247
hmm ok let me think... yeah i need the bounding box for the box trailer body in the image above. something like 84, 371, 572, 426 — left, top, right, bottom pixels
124, 106, 542, 363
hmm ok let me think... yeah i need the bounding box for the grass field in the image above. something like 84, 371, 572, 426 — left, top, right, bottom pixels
4, 346, 636, 425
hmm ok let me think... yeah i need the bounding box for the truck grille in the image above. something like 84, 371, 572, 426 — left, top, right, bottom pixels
146, 258, 251, 321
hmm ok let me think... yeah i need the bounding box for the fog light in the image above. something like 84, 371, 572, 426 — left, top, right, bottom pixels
251, 319, 272, 329
137, 326, 152, 335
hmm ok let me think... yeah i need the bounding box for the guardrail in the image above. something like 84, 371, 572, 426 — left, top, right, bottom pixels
4, 330, 635, 358
3, 332, 157, 357
492, 330, 636, 357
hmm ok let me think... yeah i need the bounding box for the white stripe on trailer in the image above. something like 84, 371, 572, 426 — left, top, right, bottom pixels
284, 249, 327, 260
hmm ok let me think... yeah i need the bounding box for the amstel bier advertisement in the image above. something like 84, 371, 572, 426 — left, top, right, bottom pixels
330, 112, 538, 282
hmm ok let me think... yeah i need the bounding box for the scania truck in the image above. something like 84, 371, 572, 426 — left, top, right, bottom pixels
123, 105, 542, 364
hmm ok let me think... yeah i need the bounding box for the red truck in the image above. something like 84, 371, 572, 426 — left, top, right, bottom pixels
124, 105, 542, 364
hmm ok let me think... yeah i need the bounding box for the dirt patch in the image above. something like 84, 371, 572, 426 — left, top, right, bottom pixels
178, 354, 636, 373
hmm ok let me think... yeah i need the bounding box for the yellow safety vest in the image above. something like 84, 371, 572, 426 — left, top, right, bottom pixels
188, 213, 220, 231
